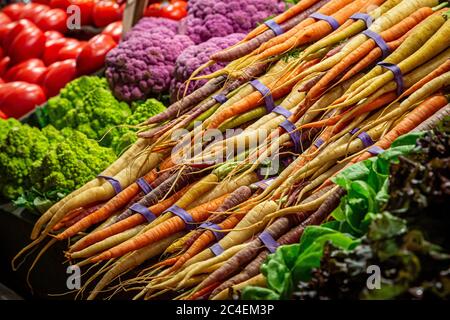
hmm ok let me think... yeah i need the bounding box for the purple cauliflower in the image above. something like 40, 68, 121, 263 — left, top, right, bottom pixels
179, 0, 285, 44
105, 28, 194, 102
169, 33, 244, 102
123, 17, 180, 41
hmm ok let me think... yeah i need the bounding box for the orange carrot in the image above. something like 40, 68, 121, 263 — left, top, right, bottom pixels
187, 282, 220, 300
69, 186, 190, 253
300, 92, 398, 129
351, 94, 448, 163
340, 35, 408, 83
244, 0, 324, 41
166, 214, 244, 274
254, 0, 354, 55
90, 194, 230, 262
55, 170, 158, 240
207, 60, 317, 129
307, 7, 433, 101
400, 60, 450, 99
253, 0, 365, 61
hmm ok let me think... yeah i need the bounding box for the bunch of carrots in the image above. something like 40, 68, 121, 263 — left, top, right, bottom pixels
14, 0, 450, 300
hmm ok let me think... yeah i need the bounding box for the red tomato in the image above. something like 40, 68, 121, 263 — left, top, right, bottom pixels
4, 59, 45, 81
2, 3, 26, 21
33, 0, 51, 4
42, 38, 78, 65
101, 21, 123, 43
0, 109, 7, 119
50, 0, 71, 9
44, 30, 64, 41
0, 12, 12, 25
35, 8, 68, 33
144, 3, 163, 17
19, 3, 50, 21
70, 0, 95, 26
161, 1, 187, 20
3, 19, 36, 51
0, 23, 15, 47
58, 41, 86, 60
171, 0, 188, 10
42, 59, 77, 97
10, 65, 47, 85
76, 34, 116, 76
0, 82, 47, 119
0, 47, 3, 60
0, 57, 10, 77
92, 1, 121, 28
8, 27, 46, 64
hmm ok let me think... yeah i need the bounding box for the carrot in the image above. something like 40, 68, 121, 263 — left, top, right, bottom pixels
307, 7, 434, 101
112, 166, 200, 224
352, 94, 449, 164
211, 274, 267, 300
167, 213, 244, 274
301, 92, 398, 129
196, 214, 304, 293
211, 187, 344, 298
244, 0, 324, 41
252, 0, 367, 62
87, 233, 183, 300
54, 170, 158, 240
412, 104, 450, 132
251, 0, 355, 57
341, 19, 450, 108
348, 9, 447, 94
69, 225, 146, 260
207, 60, 315, 129
212, 0, 329, 62
400, 59, 450, 98
166, 185, 254, 255
68, 186, 189, 253
90, 194, 230, 262
339, 34, 408, 83
53, 203, 105, 231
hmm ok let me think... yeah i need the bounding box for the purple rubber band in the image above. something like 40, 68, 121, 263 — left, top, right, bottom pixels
264, 19, 284, 36
210, 243, 225, 256
199, 221, 225, 241
280, 120, 301, 153
357, 131, 374, 148
250, 79, 276, 113
368, 145, 384, 156
165, 205, 195, 230
253, 178, 276, 190
350, 127, 360, 135
377, 62, 404, 95
314, 138, 324, 148
98, 175, 122, 194
136, 177, 152, 195
363, 30, 390, 59
350, 13, 373, 28
258, 231, 279, 253
129, 203, 156, 223
272, 106, 292, 118
213, 94, 228, 104
310, 12, 340, 30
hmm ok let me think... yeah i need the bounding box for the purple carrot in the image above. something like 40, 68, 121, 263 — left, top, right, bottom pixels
182, 186, 254, 252
139, 62, 268, 140
143, 75, 227, 125
108, 166, 202, 225
211, 0, 330, 62
297, 72, 325, 92
209, 186, 345, 297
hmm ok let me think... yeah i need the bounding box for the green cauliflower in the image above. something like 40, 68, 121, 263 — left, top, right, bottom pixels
46, 76, 131, 147
30, 127, 116, 195
0, 120, 51, 199
111, 98, 166, 155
